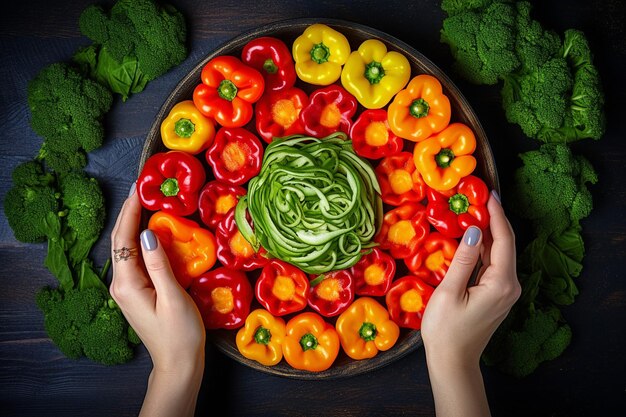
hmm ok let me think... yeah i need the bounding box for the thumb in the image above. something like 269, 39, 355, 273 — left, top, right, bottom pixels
439, 226, 483, 296
139, 229, 183, 295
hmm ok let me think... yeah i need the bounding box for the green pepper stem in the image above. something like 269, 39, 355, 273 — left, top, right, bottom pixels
435, 148, 455, 168
218, 79, 238, 101
359, 322, 378, 342
448, 193, 470, 215
160, 177, 180, 197
299, 333, 319, 351
310, 42, 331, 64
409, 98, 430, 118
263, 58, 278, 74
254, 326, 272, 345
364, 61, 385, 84
174, 118, 195, 138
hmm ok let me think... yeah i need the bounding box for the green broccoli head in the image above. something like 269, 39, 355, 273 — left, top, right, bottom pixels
441, 1, 520, 85
59, 172, 106, 243
513, 1, 561, 72
512, 143, 597, 236
28, 62, 112, 173
79, 0, 187, 81
440, 0, 495, 15
80, 304, 134, 365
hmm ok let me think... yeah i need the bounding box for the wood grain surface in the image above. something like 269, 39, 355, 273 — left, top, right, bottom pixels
1, 1, 625, 416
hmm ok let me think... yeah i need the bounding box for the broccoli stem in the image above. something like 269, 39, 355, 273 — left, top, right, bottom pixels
310, 42, 330, 64
218, 80, 238, 101
409, 98, 430, 118
160, 177, 179, 197
364, 61, 385, 84
263, 58, 278, 74
174, 118, 195, 138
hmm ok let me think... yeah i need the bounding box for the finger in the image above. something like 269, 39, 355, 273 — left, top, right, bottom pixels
438, 226, 483, 297
485, 192, 516, 275
139, 229, 184, 296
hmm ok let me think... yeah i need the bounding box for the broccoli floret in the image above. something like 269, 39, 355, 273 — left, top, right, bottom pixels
440, 0, 495, 15
59, 172, 106, 244
28, 62, 112, 173
513, 1, 561, 72
80, 304, 134, 365
512, 143, 597, 236
440, 0, 520, 85
79, 0, 187, 82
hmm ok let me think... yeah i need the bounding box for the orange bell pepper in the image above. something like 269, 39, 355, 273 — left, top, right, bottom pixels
335, 297, 400, 360
282, 311, 340, 372
147, 211, 217, 289
387, 74, 451, 142
236, 308, 286, 366
413, 122, 477, 191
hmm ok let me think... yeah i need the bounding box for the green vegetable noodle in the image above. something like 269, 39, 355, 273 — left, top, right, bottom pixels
236, 132, 383, 274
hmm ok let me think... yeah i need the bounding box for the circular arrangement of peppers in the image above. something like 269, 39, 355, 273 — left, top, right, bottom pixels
136, 23, 492, 373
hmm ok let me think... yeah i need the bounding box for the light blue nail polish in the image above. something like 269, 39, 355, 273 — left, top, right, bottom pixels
128, 182, 137, 197
464, 226, 481, 247
491, 189, 501, 204
140, 230, 158, 251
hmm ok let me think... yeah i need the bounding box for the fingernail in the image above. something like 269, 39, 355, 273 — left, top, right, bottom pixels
128, 182, 137, 197
491, 189, 501, 204
464, 226, 481, 247
140, 229, 158, 251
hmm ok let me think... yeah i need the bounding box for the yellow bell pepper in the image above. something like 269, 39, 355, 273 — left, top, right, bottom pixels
340, 39, 411, 109
335, 296, 400, 360
160, 100, 215, 154
292, 23, 351, 86
236, 308, 286, 366
413, 122, 477, 191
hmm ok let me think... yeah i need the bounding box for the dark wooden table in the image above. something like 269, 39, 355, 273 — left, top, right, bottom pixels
1, 1, 624, 416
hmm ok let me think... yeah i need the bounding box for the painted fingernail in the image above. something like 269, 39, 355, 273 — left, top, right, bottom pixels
491, 189, 501, 204
140, 229, 158, 251
128, 182, 137, 197
464, 226, 481, 247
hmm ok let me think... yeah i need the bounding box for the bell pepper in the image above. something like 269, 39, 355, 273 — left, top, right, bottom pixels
236, 308, 287, 366
282, 311, 340, 372
255, 86, 308, 143
299, 84, 357, 138
188, 266, 253, 330
335, 296, 400, 360
198, 180, 246, 231
375, 202, 430, 259
385, 275, 435, 330
387, 74, 451, 142
193, 55, 265, 128
340, 39, 411, 109
147, 211, 217, 289
160, 100, 216, 154
413, 122, 477, 191
205, 126, 263, 186
307, 270, 355, 318
426, 174, 490, 239
349, 109, 403, 160
349, 247, 396, 297
216, 207, 269, 271
256, 259, 310, 317
404, 232, 459, 287
292, 23, 351, 86
137, 150, 206, 217
375, 151, 427, 206
241, 36, 296, 92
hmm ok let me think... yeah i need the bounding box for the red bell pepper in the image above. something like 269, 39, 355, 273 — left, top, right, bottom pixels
255, 87, 308, 143
198, 180, 246, 231
307, 270, 354, 318
216, 207, 269, 271
137, 150, 206, 217
375, 152, 427, 206
349, 247, 396, 297
193, 55, 264, 128
299, 84, 357, 138
241, 36, 296, 92
205, 126, 263, 186
385, 275, 434, 330
375, 202, 430, 259
404, 232, 458, 287
256, 259, 309, 316
426, 174, 490, 239
349, 109, 403, 159
189, 266, 253, 330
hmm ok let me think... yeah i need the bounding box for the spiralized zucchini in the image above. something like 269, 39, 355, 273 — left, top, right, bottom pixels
235, 132, 382, 274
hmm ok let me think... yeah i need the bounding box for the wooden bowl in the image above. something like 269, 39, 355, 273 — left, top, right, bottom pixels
140, 18, 499, 380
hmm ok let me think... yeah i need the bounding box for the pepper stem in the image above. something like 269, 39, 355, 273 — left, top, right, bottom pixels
359, 322, 378, 342
174, 118, 195, 138
310, 42, 331, 64
299, 333, 319, 351
435, 148, 455, 168
364, 61, 385, 84
409, 98, 430, 118
448, 193, 470, 215
218, 79, 238, 101
160, 177, 180, 197
254, 326, 272, 345
263, 58, 278, 74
